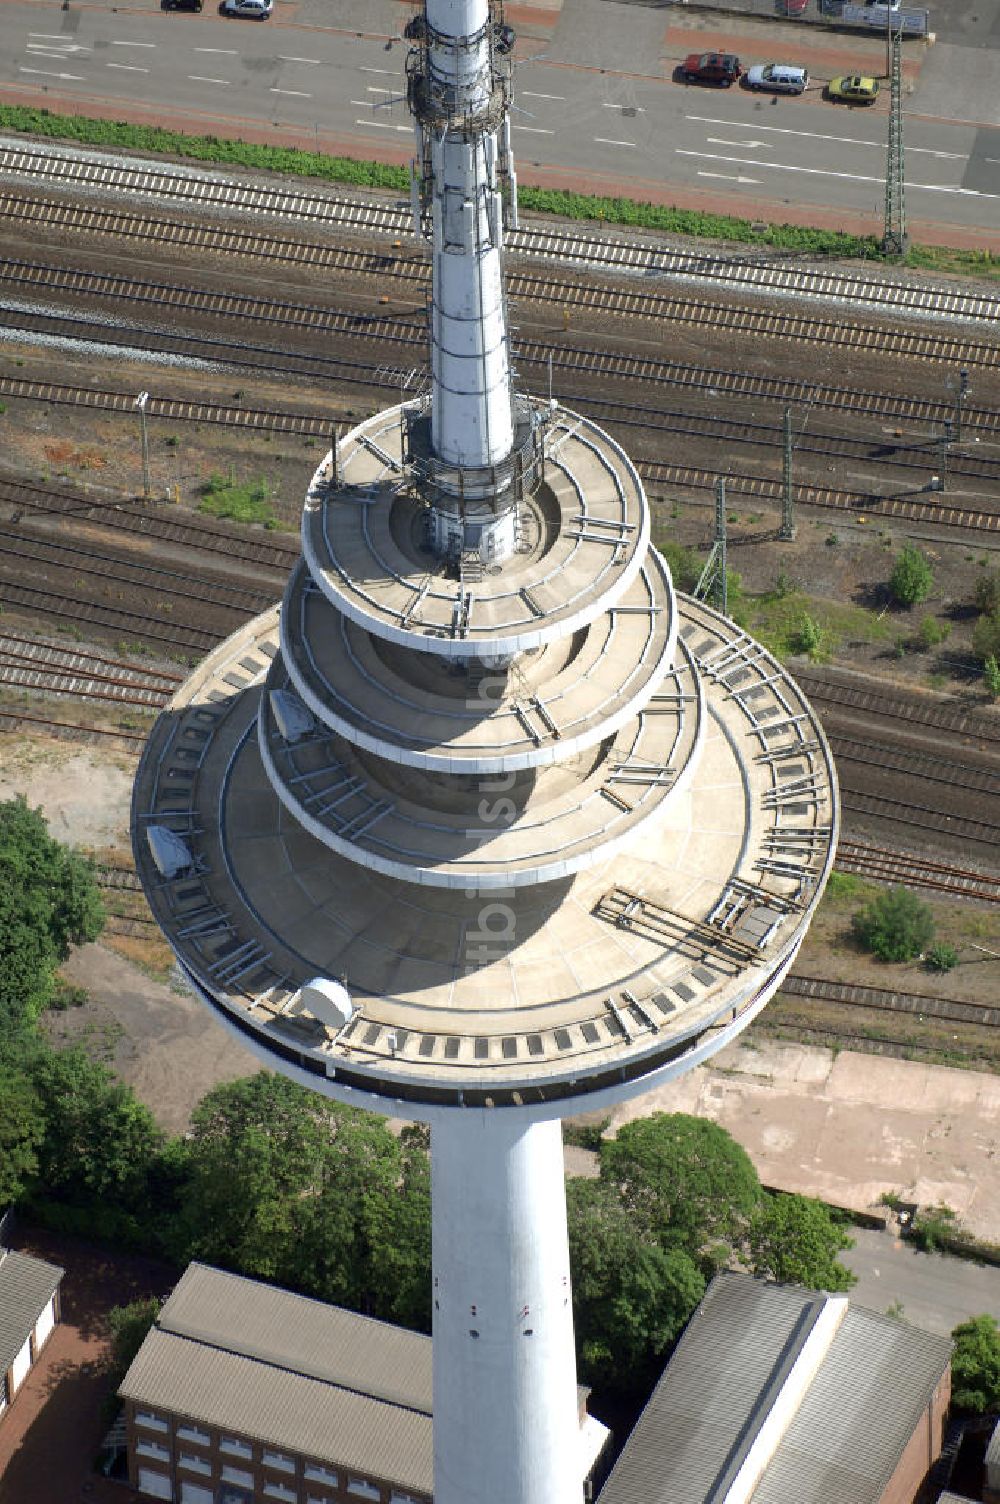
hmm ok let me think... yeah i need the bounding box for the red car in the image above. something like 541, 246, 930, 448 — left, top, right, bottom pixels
681, 52, 742, 86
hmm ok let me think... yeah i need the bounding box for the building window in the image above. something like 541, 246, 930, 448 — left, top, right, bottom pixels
306, 1496, 332, 1504
177, 1423, 211, 1446
304, 1464, 339, 1485
390, 1495, 423, 1504
347, 1481, 380, 1501
136, 1438, 171, 1462
220, 1437, 253, 1459
135, 1410, 170, 1434
179, 1452, 212, 1476
263, 1449, 296, 1474
263, 1484, 297, 1503
220, 1465, 254, 1488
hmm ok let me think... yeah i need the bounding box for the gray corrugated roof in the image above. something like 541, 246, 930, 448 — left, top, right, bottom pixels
598, 1272, 825, 1504
597, 1272, 951, 1504
120, 1327, 433, 1492
755, 1305, 951, 1504
158, 1263, 431, 1414
0, 1250, 63, 1374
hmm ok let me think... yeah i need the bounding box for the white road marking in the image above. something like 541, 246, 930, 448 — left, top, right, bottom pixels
271, 88, 311, 97
367, 86, 397, 94
687, 113, 966, 159
28, 32, 76, 39
602, 101, 644, 112
677, 147, 1000, 199
279, 55, 321, 65
111, 40, 156, 48
107, 62, 149, 72
358, 66, 397, 75
189, 75, 231, 85
707, 136, 773, 148
355, 119, 411, 132
514, 124, 554, 134
594, 137, 636, 147
521, 90, 564, 101
19, 67, 85, 80
698, 170, 761, 183
195, 47, 238, 54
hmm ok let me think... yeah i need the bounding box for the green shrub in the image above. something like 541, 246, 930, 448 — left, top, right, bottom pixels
924, 942, 958, 972
984, 654, 1000, 698
916, 615, 949, 650
851, 886, 934, 963
909, 1202, 957, 1252
889, 544, 933, 607
974, 569, 1000, 616
655, 539, 702, 593
199, 472, 278, 527
951, 1314, 1000, 1414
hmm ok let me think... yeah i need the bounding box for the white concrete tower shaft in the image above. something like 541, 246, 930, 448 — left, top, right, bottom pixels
432, 1115, 583, 1504
410, 0, 519, 559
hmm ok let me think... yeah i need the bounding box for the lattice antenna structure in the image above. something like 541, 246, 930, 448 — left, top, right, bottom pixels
131, 3, 839, 1502
882, 21, 908, 258
780, 406, 796, 542
695, 477, 729, 616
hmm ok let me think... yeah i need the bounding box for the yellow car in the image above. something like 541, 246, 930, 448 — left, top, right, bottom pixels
827, 74, 880, 103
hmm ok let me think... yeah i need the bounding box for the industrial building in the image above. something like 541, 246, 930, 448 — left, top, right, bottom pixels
597, 1271, 953, 1504
120, 1262, 609, 1504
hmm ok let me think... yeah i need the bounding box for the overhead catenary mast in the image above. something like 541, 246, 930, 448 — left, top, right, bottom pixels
131, 2, 839, 1502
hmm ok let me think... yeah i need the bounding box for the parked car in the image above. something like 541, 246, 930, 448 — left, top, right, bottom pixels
745, 62, 809, 93
776, 0, 810, 13
220, 0, 271, 16
827, 73, 880, 102
164, 0, 203, 9
681, 52, 742, 86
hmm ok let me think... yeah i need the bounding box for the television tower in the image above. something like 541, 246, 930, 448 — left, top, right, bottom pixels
132, 2, 838, 1501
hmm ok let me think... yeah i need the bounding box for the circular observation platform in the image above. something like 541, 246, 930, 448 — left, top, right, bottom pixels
277, 546, 676, 774
302, 401, 649, 659
132, 597, 839, 1122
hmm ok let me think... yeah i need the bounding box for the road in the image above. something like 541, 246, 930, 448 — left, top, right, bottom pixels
842, 1226, 1000, 1335
1, 0, 997, 242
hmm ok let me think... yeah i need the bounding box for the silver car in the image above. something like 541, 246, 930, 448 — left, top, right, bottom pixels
221, 0, 272, 16
745, 62, 809, 93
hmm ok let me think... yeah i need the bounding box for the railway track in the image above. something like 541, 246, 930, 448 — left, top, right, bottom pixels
831, 734, 1000, 798
0, 706, 148, 745
842, 788, 1000, 848
1, 146, 998, 329
836, 840, 1000, 902
782, 974, 1000, 1029
0, 475, 298, 572
0, 632, 180, 707
2, 242, 999, 407
795, 669, 1000, 745
0, 578, 220, 655
5, 279, 1000, 469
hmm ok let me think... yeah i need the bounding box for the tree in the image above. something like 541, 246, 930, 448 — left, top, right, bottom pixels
599, 1114, 763, 1272
974, 568, 1000, 617
950, 1314, 1000, 1415
0, 797, 104, 1035
851, 886, 934, 963
889, 544, 933, 607
984, 655, 1000, 700
24, 1047, 162, 1240
0, 1066, 45, 1208
566, 1177, 704, 1393
178, 1074, 420, 1321
746, 1192, 855, 1292
972, 611, 1000, 665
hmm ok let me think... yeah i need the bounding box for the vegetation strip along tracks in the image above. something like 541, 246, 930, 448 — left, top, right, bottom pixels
1, 148, 998, 325
2, 247, 996, 431
783, 974, 1000, 1029
836, 840, 1000, 902
0, 475, 299, 571
0, 706, 148, 745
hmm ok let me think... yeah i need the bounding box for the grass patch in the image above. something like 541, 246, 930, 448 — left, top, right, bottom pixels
747, 588, 894, 661
199, 471, 279, 527
0, 105, 995, 274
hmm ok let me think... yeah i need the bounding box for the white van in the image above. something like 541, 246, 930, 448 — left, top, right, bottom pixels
745, 63, 810, 93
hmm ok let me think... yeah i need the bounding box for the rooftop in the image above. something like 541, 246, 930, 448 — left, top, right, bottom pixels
0, 1248, 63, 1375
597, 1271, 952, 1504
